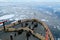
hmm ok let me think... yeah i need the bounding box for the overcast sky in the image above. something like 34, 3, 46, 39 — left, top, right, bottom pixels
0, 0, 60, 2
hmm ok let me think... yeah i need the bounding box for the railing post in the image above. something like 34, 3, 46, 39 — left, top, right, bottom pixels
3, 22, 6, 31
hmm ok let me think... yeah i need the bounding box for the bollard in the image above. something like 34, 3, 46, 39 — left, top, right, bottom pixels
26, 31, 31, 40
10, 34, 13, 40
14, 32, 17, 37
18, 29, 23, 35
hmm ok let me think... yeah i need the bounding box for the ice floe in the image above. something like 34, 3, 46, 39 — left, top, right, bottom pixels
45, 11, 52, 15
0, 14, 15, 20
19, 15, 29, 20
41, 19, 48, 22
11, 21, 16, 23
54, 26, 56, 28
9, 18, 14, 21
15, 18, 19, 21
57, 26, 60, 30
